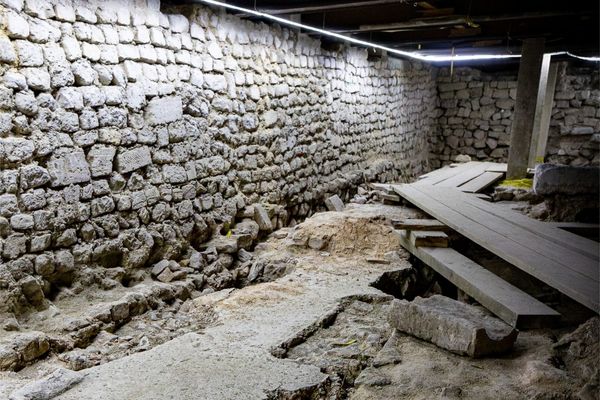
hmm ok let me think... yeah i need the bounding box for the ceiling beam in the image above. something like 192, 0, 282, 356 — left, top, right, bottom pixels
339, 11, 591, 33
235, 0, 411, 17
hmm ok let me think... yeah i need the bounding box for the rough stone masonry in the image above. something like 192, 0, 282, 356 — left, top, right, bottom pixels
429, 64, 600, 169
0, 0, 438, 314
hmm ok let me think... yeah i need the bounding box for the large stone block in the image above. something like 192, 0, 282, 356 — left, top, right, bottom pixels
204, 74, 227, 92
20, 165, 50, 190
47, 150, 91, 187
145, 96, 182, 125
533, 164, 599, 195
87, 145, 116, 177
116, 146, 152, 174
389, 296, 517, 358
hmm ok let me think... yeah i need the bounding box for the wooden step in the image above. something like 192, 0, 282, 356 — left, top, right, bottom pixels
396, 230, 561, 329
391, 218, 449, 231
408, 230, 449, 248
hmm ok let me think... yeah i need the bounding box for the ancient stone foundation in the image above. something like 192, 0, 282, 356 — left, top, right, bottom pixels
0, 0, 438, 314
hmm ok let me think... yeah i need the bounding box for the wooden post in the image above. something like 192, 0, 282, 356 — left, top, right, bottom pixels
506, 38, 545, 179
529, 61, 559, 166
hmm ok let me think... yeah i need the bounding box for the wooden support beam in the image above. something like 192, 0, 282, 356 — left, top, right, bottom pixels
408, 230, 449, 247
391, 219, 449, 231
530, 59, 559, 167
506, 38, 546, 179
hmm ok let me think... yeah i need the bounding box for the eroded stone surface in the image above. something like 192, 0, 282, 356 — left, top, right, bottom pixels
533, 163, 599, 195
389, 295, 518, 357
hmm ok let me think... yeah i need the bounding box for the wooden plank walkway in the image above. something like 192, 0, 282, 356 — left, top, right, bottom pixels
397, 230, 561, 328
415, 161, 506, 193
459, 171, 504, 193
392, 183, 599, 313
458, 193, 599, 261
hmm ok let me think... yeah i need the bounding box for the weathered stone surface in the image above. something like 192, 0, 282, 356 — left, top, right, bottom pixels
253, 204, 273, 231
389, 295, 518, 357
204, 74, 226, 92
533, 163, 599, 195
115, 147, 152, 174
9, 368, 83, 400
20, 165, 50, 190
263, 110, 278, 128
325, 195, 344, 212
0, 331, 49, 371
145, 96, 182, 125
87, 145, 116, 177
47, 150, 91, 187
10, 214, 34, 230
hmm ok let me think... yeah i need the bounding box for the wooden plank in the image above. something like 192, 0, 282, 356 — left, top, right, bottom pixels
548, 222, 600, 230
391, 218, 448, 231
397, 230, 561, 328
415, 162, 479, 186
459, 192, 599, 261
380, 193, 401, 202
417, 165, 456, 180
486, 163, 508, 173
392, 184, 599, 312
474, 193, 492, 201
459, 171, 504, 193
409, 230, 449, 247
436, 162, 491, 188
369, 183, 393, 193
418, 186, 598, 281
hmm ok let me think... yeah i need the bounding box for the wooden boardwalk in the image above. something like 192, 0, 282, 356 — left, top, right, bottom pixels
390, 162, 599, 314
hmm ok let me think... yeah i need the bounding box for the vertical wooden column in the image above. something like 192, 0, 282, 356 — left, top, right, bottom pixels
529, 60, 559, 166
506, 38, 545, 179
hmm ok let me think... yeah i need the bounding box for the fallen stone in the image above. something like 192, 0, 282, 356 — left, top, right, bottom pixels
202, 236, 238, 254
253, 204, 273, 231
157, 267, 176, 283
533, 164, 599, 195
151, 260, 169, 277
389, 295, 518, 357
0, 332, 50, 371
324, 195, 344, 212
455, 154, 472, 163
9, 368, 83, 400
307, 236, 328, 250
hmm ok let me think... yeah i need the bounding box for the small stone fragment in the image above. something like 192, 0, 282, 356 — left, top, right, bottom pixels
325, 195, 345, 212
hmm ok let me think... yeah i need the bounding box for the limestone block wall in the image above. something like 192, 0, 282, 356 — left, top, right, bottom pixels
546, 63, 600, 166
429, 63, 600, 169
0, 0, 437, 313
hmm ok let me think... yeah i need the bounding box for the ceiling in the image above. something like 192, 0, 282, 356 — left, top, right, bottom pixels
168, 0, 600, 61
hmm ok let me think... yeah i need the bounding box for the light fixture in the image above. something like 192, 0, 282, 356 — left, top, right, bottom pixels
195, 0, 600, 63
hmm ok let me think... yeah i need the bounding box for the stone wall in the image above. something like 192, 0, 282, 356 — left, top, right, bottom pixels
546, 63, 600, 166
0, 0, 437, 314
429, 63, 600, 169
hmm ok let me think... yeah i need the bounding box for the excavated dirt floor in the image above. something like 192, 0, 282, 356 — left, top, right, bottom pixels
0, 203, 598, 400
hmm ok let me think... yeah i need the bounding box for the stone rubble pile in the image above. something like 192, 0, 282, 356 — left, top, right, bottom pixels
0, 0, 437, 315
